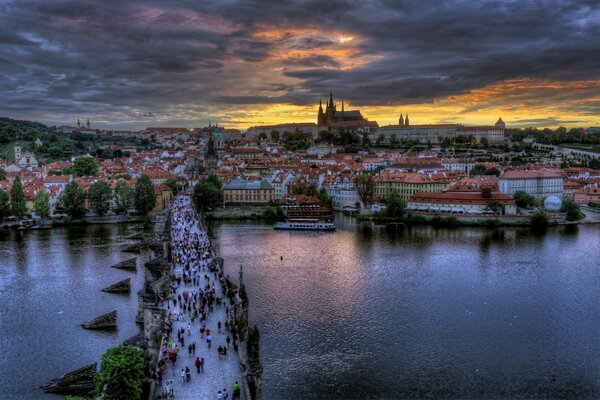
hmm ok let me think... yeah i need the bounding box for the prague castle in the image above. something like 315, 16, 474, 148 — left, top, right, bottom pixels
317, 92, 378, 133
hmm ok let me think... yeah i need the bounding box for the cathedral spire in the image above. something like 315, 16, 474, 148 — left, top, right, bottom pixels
77, 118, 80, 128
399, 113, 404, 126
405, 114, 409, 126
86, 118, 90, 128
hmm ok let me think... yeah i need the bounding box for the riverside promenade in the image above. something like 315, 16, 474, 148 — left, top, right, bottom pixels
156, 193, 244, 400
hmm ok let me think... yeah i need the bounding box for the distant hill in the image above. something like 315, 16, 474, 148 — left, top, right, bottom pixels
0, 116, 145, 164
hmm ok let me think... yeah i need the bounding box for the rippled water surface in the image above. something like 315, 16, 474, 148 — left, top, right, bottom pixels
0, 224, 147, 400
214, 217, 600, 399
1, 219, 599, 399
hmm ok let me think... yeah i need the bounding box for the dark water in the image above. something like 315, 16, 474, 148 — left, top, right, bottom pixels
0, 224, 147, 400
215, 217, 600, 399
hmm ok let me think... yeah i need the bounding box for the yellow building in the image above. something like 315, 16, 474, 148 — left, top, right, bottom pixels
223, 178, 275, 204
374, 171, 446, 201
153, 184, 173, 211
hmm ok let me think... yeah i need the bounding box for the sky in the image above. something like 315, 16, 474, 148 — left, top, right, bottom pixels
0, 0, 599, 131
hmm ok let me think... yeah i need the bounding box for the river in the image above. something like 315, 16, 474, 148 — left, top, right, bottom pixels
214, 216, 600, 399
1, 218, 599, 399
0, 223, 149, 400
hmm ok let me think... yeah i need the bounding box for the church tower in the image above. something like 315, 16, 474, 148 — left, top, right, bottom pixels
325, 92, 336, 123
399, 113, 404, 126
77, 118, 81, 128
317, 99, 325, 125
495, 117, 505, 129
405, 114, 409, 126
86, 118, 90, 128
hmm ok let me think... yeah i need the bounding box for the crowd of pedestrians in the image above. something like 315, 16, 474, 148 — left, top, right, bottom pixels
154, 191, 243, 399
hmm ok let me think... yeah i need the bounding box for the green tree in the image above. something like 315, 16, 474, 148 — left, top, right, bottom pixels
513, 190, 536, 208
165, 178, 180, 196
73, 157, 99, 177
0, 167, 6, 181
33, 190, 50, 219
11, 176, 26, 218
193, 180, 222, 212
114, 179, 133, 214
270, 130, 280, 142
88, 180, 112, 216
134, 174, 156, 215
354, 174, 374, 207
93, 345, 144, 400
384, 190, 405, 218
206, 174, 222, 190
530, 209, 549, 230
561, 199, 584, 221
257, 132, 267, 141
0, 189, 9, 221
62, 180, 86, 219
470, 164, 487, 176
486, 200, 503, 214
317, 187, 333, 208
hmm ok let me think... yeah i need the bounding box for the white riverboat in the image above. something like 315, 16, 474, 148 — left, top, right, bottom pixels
274, 219, 336, 231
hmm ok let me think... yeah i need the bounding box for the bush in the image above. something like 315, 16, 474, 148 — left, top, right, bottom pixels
93, 345, 144, 400
530, 209, 549, 231
561, 199, 584, 221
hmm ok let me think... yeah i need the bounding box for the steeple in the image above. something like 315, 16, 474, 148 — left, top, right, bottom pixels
495, 117, 505, 129
399, 113, 404, 126
86, 118, 90, 128
329, 91, 334, 108
341, 99, 345, 119
77, 118, 80, 128
318, 99, 324, 125
405, 114, 409, 126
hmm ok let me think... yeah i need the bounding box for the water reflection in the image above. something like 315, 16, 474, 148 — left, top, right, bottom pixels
0, 224, 146, 400
216, 221, 600, 400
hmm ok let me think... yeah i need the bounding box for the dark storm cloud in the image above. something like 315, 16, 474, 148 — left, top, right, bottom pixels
0, 0, 599, 127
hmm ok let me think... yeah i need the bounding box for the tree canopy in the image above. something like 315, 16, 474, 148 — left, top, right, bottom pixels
114, 179, 133, 214
73, 156, 99, 177
0, 189, 9, 221
11, 176, 26, 218
561, 199, 584, 221
134, 174, 155, 215
164, 178, 180, 196
354, 174, 374, 207
62, 180, 87, 219
384, 190, 405, 219
88, 180, 112, 216
33, 190, 50, 218
513, 190, 536, 208
93, 345, 144, 400
193, 176, 222, 212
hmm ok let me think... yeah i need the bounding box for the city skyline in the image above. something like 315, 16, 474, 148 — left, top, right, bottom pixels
1, 0, 599, 130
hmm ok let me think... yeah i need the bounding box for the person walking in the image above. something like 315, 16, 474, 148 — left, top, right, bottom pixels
180, 368, 185, 383
195, 357, 201, 374
185, 366, 191, 383
207, 334, 212, 349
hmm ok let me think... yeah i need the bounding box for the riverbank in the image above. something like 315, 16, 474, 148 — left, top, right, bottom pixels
357, 212, 562, 227
0, 213, 157, 229
207, 206, 283, 222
